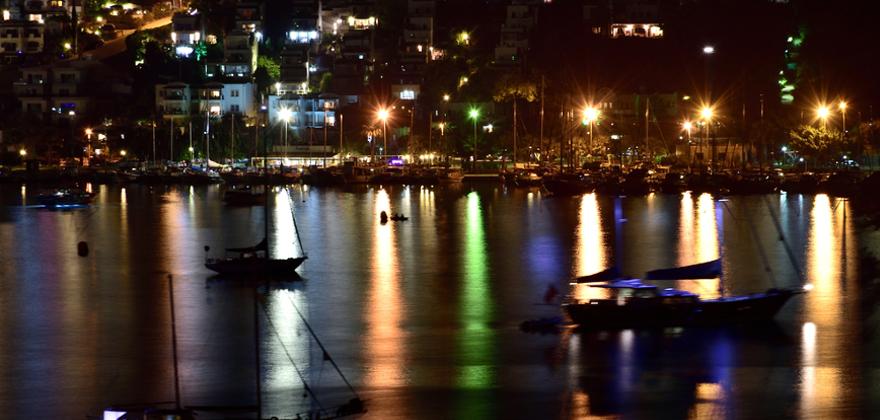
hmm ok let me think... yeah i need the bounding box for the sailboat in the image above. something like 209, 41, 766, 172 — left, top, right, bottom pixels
204, 188, 308, 277
205, 116, 307, 277
562, 197, 807, 329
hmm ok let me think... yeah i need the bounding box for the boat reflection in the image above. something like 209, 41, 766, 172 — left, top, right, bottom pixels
567, 327, 783, 419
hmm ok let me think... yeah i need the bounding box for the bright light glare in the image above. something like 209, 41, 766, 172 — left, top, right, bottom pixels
278, 107, 292, 122
377, 108, 389, 121
582, 106, 599, 123
816, 105, 830, 120
682, 121, 693, 131
838, 101, 847, 111
468, 108, 479, 120
700, 106, 713, 120
703, 45, 715, 54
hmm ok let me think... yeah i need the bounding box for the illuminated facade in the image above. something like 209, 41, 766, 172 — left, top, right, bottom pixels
170, 12, 203, 57
155, 82, 257, 118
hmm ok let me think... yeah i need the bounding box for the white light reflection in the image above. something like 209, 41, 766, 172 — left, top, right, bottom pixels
572, 194, 608, 302
271, 188, 297, 258
265, 289, 310, 416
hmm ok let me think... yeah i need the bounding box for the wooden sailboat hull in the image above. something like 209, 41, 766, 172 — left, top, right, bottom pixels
205, 256, 307, 278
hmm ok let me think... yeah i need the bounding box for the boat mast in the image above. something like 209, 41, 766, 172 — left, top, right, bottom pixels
263, 108, 271, 259
168, 275, 182, 410
253, 288, 262, 419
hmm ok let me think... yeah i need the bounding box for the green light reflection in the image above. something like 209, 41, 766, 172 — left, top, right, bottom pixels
456, 192, 495, 392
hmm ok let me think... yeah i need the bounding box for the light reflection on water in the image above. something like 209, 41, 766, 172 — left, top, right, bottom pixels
0, 186, 873, 418
364, 188, 405, 392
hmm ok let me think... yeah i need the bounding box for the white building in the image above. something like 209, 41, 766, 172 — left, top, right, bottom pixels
155, 82, 257, 119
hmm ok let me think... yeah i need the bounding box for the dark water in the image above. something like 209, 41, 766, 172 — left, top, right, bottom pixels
1, 183, 878, 419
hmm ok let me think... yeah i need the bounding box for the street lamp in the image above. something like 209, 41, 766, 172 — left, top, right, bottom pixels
120, 149, 127, 157
84, 127, 93, 165
581, 105, 600, 151
443, 94, 450, 102
682, 120, 693, 163
838, 100, 847, 134
699, 106, 714, 167
19, 148, 26, 157
702, 45, 715, 55
468, 107, 480, 170
816, 104, 830, 130
278, 107, 292, 159
377, 107, 390, 162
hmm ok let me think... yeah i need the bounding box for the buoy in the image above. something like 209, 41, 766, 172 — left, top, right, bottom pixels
380, 211, 388, 224
77, 241, 89, 257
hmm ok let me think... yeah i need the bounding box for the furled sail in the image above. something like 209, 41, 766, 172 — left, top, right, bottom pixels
644, 259, 722, 280
573, 266, 621, 283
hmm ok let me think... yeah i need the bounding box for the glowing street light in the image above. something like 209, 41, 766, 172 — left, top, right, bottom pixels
700, 106, 714, 121
582, 106, 600, 150
443, 94, 450, 102
120, 149, 127, 157
376, 107, 390, 162
703, 45, 715, 55
816, 104, 830, 129
699, 106, 715, 167
278, 107, 292, 157
468, 107, 480, 169
838, 100, 847, 134
19, 148, 26, 157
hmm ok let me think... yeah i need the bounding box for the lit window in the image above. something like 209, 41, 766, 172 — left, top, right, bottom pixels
209, 105, 221, 115
400, 89, 415, 100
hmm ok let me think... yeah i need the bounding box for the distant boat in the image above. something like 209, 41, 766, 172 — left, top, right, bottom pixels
36, 188, 94, 209
223, 185, 266, 206
204, 236, 307, 277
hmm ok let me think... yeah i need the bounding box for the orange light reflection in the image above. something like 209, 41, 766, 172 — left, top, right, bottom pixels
364, 188, 404, 389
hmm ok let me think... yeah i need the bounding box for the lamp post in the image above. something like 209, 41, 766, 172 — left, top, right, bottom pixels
682, 120, 693, 168
377, 108, 389, 163
816, 104, 830, 130
700, 106, 714, 169
838, 100, 847, 135
468, 107, 480, 170
84, 127, 92, 166
278, 107, 292, 163
582, 105, 600, 154
438, 122, 446, 163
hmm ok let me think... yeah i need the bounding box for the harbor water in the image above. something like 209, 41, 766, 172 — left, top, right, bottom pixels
0, 183, 878, 418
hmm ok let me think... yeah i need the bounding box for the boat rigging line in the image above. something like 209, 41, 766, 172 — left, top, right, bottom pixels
719, 200, 778, 287
257, 298, 327, 412
283, 293, 360, 399
285, 187, 308, 258
762, 195, 806, 285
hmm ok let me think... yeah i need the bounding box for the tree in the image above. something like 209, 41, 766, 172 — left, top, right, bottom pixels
254, 56, 281, 94
789, 125, 844, 166
493, 73, 537, 167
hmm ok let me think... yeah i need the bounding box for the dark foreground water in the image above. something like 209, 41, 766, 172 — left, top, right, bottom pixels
1, 183, 879, 419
